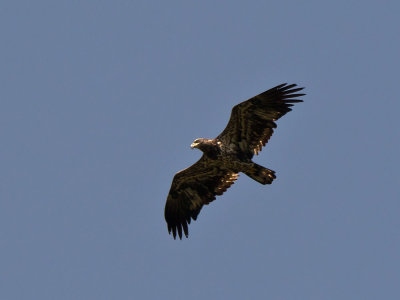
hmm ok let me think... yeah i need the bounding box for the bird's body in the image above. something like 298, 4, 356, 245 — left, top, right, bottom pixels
191, 138, 275, 183
165, 83, 305, 239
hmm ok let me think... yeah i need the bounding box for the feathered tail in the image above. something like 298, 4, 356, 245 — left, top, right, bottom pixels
243, 163, 276, 185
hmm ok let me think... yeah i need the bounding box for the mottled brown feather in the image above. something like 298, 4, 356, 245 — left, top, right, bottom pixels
217, 83, 305, 156
164, 155, 238, 239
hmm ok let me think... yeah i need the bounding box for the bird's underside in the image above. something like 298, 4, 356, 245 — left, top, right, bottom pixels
164, 83, 305, 239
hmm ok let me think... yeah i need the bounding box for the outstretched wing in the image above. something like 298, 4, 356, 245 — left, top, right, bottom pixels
164, 155, 239, 239
217, 83, 305, 157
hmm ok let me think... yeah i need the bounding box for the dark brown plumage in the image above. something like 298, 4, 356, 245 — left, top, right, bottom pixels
164, 83, 305, 239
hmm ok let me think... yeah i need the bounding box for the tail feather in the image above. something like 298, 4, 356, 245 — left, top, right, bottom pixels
243, 163, 276, 185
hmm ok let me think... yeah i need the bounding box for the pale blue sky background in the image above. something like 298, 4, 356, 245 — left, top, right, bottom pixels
1, 1, 399, 299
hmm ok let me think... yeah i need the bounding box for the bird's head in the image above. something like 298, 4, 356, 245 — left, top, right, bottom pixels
190, 138, 206, 149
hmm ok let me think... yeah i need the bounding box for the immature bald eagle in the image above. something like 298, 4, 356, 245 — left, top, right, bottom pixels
164, 83, 305, 239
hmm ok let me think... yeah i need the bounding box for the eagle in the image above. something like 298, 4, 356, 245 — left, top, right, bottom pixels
164, 83, 305, 239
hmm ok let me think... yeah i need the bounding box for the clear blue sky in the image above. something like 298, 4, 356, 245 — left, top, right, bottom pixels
1, 1, 399, 299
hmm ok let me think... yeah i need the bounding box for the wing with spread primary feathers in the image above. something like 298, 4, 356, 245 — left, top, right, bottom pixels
217, 83, 305, 157
164, 155, 239, 239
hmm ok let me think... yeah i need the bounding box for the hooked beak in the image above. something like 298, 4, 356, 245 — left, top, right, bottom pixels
190, 143, 197, 149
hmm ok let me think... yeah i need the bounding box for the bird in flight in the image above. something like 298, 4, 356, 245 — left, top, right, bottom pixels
164, 83, 305, 239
